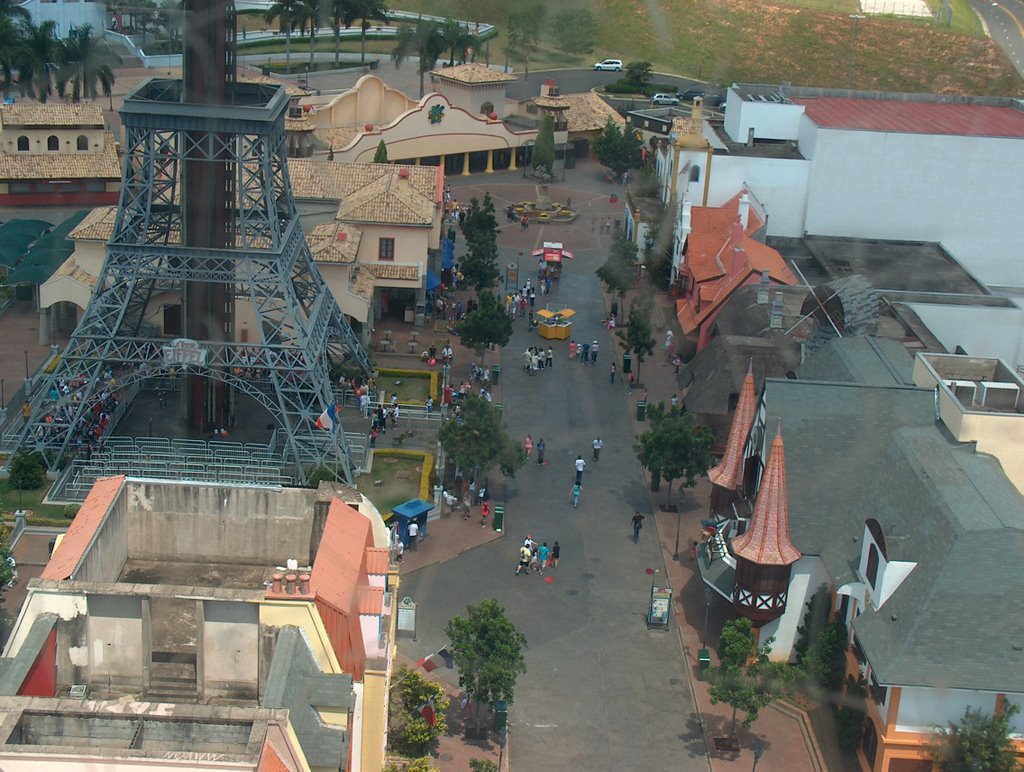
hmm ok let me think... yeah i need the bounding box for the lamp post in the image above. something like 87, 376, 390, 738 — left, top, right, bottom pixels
702, 585, 714, 647
847, 14, 866, 90
673, 489, 684, 560
752, 738, 764, 772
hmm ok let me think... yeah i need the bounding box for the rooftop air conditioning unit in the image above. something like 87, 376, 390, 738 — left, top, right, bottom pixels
978, 381, 1019, 410
944, 379, 976, 406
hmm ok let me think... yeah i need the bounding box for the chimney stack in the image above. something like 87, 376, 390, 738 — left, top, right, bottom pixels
770, 292, 784, 329
757, 270, 770, 304
285, 573, 297, 594
299, 573, 310, 594
738, 190, 750, 229
271, 573, 283, 594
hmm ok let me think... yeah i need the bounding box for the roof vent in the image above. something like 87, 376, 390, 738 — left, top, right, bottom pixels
335, 230, 347, 241
286, 557, 298, 571
769, 293, 784, 329
398, 168, 410, 179
756, 270, 770, 304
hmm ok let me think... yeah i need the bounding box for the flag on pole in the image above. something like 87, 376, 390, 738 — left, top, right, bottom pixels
416, 648, 454, 672
315, 403, 338, 431
417, 697, 437, 727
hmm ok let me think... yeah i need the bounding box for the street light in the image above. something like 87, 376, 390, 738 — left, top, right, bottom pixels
847, 14, 866, 90
702, 585, 714, 647
673, 489, 684, 560
752, 738, 764, 772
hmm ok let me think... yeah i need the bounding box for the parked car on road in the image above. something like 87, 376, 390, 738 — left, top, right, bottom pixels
593, 59, 623, 71
650, 93, 680, 105
678, 88, 706, 102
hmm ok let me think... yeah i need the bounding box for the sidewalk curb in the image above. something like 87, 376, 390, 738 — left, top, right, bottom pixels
771, 700, 828, 772
400, 530, 505, 576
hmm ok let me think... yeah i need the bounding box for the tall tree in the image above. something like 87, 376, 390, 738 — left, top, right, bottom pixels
505, 3, 543, 76
708, 618, 793, 739
326, 0, 348, 66
634, 404, 713, 504
391, 19, 445, 98
157, 0, 183, 45
15, 20, 61, 103
389, 666, 450, 758
595, 236, 637, 316
266, 0, 303, 66
57, 25, 119, 105
456, 289, 512, 362
438, 394, 522, 479
931, 705, 1022, 772
0, 17, 21, 87
459, 193, 500, 292
439, 17, 475, 65
593, 117, 641, 179
616, 298, 656, 380
133, 0, 158, 43
297, 0, 322, 70
624, 60, 653, 89
373, 139, 388, 163
344, 0, 388, 65
444, 598, 527, 728
0, 0, 31, 24
531, 113, 554, 178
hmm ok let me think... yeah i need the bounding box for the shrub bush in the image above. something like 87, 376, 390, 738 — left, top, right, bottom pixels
8, 450, 45, 491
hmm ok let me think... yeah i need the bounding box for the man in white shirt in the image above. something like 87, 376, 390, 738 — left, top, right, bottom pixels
574, 455, 586, 484
592, 436, 603, 461
408, 521, 419, 550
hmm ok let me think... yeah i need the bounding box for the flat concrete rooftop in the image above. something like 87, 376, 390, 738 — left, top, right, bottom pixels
118, 559, 278, 590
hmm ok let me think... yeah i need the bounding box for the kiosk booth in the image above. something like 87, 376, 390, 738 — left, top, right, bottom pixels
533, 242, 573, 279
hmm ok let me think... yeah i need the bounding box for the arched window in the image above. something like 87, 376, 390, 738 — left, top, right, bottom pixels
47, 135, 59, 151
76, 135, 89, 151
866, 518, 887, 559
480, 101, 494, 115
689, 165, 701, 183
17, 135, 29, 151
866, 544, 879, 589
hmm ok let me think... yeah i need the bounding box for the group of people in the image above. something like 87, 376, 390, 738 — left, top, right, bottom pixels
516, 535, 559, 576
522, 346, 554, 375
567, 339, 600, 365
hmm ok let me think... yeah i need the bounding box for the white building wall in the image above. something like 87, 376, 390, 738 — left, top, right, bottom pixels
803, 128, 1024, 289
906, 302, 1024, 370
25, 0, 108, 38
723, 90, 806, 143
896, 686, 998, 732
759, 555, 831, 661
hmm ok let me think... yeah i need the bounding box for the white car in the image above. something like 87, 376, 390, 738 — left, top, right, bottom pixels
593, 59, 623, 71
651, 93, 680, 105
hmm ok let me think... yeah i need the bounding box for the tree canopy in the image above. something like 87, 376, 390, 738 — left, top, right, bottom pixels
344, 0, 389, 64
444, 598, 527, 710
931, 705, 1023, 772
532, 114, 555, 179
438, 395, 523, 478
389, 666, 449, 758
506, 4, 544, 76
634, 404, 714, 504
459, 193, 501, 292
593, 117, 641, 177
373, 139, 389, 163
595, 236, 637, 312
624, 60, 653, 89
616, 298, 656, 380
391, 19, 444, 97
457, 290, 512, 359
57, 24, 119, 104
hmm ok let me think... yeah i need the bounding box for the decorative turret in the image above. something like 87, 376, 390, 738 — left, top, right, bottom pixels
732, 424, 801, 625
708, 363, 756, 517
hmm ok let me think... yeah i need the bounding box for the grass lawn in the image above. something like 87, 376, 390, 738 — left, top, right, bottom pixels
362, 455, 423, 516
397, 0, 1021, 95
0, 483, 69, 520
377, 374, 431, 404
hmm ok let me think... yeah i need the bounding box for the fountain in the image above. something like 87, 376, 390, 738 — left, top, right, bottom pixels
514, 170, 578, 224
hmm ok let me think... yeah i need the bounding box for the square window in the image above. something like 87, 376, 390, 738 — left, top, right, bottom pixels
379, 237, 395, 261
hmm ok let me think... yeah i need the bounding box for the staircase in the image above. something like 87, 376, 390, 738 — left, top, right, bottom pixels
147, 650, 198, 703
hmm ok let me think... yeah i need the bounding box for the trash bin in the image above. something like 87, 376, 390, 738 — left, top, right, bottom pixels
564, 154, 576, 169
611, 300, 618, 317
698, 648, 711, 673
650, 472, 660, 492
493, 700, 508, 731
491, 364, 501, 386
636, 399, 646, 421
623, 353, 632, 374
493, 505, 505, 532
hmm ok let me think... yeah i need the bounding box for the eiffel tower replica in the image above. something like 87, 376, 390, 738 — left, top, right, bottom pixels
16, 0, 371, 485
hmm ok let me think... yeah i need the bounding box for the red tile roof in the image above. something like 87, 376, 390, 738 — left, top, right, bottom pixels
358, 585, 384, 615
310, 498, 374, 679
708, 365, 756, 492
40, 476, 125, 580
731, 428, 801, 566
365, 547, 389, 575
793, 97, 1024, 138
257, 741, 294, 772
685, 192, 764, 283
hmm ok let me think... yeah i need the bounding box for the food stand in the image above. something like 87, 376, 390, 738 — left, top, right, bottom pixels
532, 242, 574, 279
537, 306, 575, 340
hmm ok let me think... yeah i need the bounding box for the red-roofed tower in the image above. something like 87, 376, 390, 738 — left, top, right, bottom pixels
708, 363, 757, 517
731, 425, 801, 625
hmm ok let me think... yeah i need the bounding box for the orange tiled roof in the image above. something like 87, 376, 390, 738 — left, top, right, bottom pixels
0, 103, 104, 127
707, 365, 756, 491
365, 546, 389, 575
430, 63, 517, 84
561, 91, 624, 133
307, 221, 362, 264
358, 585, 384, 615
41, 476, 125, 580
257, 741, 293, 772
685, 192, 764, 283
731, 427, 801, 565
69, 205, 118, 241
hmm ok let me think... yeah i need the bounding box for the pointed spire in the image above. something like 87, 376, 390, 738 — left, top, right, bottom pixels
732, 423, 801, 566
707, 361, 756, 492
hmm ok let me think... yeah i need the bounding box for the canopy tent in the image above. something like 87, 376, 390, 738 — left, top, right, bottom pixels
425, 270, 442, 291
532, 242, 574, 263
536, 307, 575, 320
390, 498, 435, 547
2, 211, 87, 286
0, 219, 53, 268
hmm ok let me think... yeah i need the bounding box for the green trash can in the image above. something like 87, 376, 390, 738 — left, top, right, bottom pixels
491, 364, 501, 386
493, 700, 508, 731
623, 353, 632, 374
698, 648, 711, 674
650, 472, 660, 492
611, 300, 618, 317
493, 505, 505, 532
636, 399, 646, 421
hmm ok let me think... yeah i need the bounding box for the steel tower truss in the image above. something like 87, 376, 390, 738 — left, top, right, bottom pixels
20, 79, 371, 483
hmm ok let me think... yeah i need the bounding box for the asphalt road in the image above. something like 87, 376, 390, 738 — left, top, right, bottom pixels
397, 170, 709, 771
976, 0, 1024, 79
506, 68, 714, 103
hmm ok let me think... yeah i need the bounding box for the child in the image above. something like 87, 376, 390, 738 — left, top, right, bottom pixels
551, 541, 560, 568
571, 482, 581, 509
480, 501, 490, 529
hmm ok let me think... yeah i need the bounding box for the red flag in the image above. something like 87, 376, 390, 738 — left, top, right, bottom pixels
418, 698, 437, 727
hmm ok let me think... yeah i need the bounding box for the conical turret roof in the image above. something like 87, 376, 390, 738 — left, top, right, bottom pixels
707, 363, 756, 491
732, 425, 801, 565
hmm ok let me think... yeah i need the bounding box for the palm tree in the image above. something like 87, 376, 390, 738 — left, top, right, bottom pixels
15, 20, 61, 103
0, 0, 31, 25
297, 0, 322, 71
391, 19, 445, 98
0, 17, 20, 88
439, 17, 475, 66
266, 0, 303, 66
326, 0, 349, 67
57, 24, 120, 107
343, 0, 388, 65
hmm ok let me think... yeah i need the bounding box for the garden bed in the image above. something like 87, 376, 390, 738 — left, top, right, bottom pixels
363, 449, 434, 517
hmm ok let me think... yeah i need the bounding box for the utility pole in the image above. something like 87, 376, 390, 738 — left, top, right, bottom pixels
847, 14, 866, 90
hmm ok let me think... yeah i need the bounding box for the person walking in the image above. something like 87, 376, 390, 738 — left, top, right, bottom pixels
462, 490, 472, 520
408, 520, 419, 550
551, 541, 560, 568
538, 542, 550, 574
627, 372, 635, 395
631, 511, 646, 543
569, 340, 576, 360
480, 500, 490, 528
574, 455, 586, 484
592, 437, 603, 461
524, 434, 534, 461
609, 362, 616, 384
536, 438, 546, 465
591, 341, 599, 364
516, 543, 532, 575
571, 482, 582, 508
546, 347, 553, 368
580, 341, 590, 363
395, 539, 404, 564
